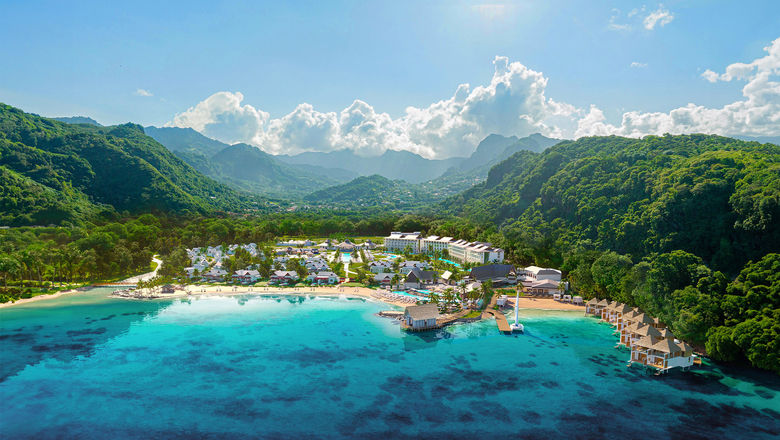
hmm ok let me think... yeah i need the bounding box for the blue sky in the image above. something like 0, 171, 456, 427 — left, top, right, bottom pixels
1, 0, 778, 158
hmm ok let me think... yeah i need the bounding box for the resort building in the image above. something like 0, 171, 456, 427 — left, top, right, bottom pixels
468, 264, 517, 286
368, 261, 393, 273
404, 268, 437, 289
270, 271, 299, 285
383, 232, 505, 264
522, 266, 562, 282
306, 271, 340, 285
373, 272, 397, 286
304, 258, 330, 273
203, 268, 228, 282
403, 304, 441, 331
232, 269, 261, 284
527, 279, 563, 295
399, 261, 431, 274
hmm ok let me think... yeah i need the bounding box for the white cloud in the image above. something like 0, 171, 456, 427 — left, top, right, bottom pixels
607, 8, 631, 31
168, 37, 780, 158
167, 57, 577, 158
643, 6, 674, 30
135, 88, 153, 97
577, 37, 780, 138
630, 62, 648, 68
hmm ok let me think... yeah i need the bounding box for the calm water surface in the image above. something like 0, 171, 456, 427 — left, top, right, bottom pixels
1, 288, 778, 439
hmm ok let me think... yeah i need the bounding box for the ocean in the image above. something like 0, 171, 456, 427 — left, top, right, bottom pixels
1, 288, 778, 439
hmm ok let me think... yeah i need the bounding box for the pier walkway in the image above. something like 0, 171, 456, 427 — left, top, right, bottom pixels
485, 309, 512, 332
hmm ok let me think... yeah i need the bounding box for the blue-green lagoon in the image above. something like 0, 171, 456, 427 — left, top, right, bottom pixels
1, 288, 778, 439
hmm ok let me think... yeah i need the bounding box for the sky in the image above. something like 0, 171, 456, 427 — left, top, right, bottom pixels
1, 0, 778, 158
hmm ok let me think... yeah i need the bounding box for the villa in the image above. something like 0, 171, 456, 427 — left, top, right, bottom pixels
368, 260, 393, 273
403, 304, 441, 331
522, 266, 562, 282
306, 271, 340, 285
203, 268, 228, 282
383, 232, 505, 264
270, 271, 299, 285
585, 298, 601, 315
232, 269, 261, 284
373, 272, 397, 286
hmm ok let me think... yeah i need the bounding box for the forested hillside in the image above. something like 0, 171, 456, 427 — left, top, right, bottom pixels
0, 104, 251, 225
442, 134, 779, 372
304, 174, 436, 208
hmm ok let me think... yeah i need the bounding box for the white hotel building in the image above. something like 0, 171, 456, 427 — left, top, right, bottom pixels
383, 232, 505, 264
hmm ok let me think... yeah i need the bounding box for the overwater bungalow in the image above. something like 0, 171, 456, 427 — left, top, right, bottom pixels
623, 322, 663, 349
585, 298, 601, 315
402, 304, 441, 331
630, 336, 695, 373
598, 299, 613, 320
625, 311, 655, 327
608, 303, 634, 330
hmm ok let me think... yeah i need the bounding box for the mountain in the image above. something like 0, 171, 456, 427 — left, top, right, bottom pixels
304, 174, 435, 208
278, 149, 464, 184
144, 126, 228, 158
416, 133, 560, 198
0, 103, 251, 225
53, 116, 102, 126
145, 127, 353, 197
450, 134, 779, 272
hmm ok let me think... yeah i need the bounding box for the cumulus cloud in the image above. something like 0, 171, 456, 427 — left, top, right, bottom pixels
630, 62, 648, 68
135, 88, 153, 97
643, 6, 674, 30
167, 57, 576, 158
168, 37, 780, 158
576, 37, 780, 138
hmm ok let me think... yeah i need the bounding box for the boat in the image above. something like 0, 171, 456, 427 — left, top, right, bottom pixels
510, 289, 524, 332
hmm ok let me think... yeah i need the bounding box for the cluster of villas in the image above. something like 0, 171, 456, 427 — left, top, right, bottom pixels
586, 299, 697, 374
275, 238, 377, 255
182, 243, 344, 286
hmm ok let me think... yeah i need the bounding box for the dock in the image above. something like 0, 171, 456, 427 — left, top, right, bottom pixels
485, 309, 512, 333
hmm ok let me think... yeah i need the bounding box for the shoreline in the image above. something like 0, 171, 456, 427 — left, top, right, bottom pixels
508, 297, 586, 311
0, 288, 81, 309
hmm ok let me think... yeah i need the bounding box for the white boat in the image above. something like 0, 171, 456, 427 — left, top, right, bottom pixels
511, 289, 524, 333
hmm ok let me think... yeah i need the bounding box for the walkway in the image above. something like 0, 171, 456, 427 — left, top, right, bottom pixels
119, 255, 162, 283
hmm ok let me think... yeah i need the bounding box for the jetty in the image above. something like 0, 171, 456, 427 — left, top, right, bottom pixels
485, 308, 512, 333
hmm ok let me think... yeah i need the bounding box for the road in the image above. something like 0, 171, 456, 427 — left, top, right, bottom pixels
119, 255, 162, 283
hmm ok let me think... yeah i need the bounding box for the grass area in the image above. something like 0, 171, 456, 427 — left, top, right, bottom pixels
462, 310, 483, 319
149, 260, 159, 271
340, 282, 366, 287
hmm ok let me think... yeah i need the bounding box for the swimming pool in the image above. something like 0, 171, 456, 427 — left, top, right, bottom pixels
438, 258, 461, 267
392, 291, 426, 301
341, 252, 351, 263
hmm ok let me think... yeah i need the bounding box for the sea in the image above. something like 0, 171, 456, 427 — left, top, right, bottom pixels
1, 288, 778, 439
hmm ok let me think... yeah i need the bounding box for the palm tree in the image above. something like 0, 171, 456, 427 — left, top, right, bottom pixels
391, 274, 400, 290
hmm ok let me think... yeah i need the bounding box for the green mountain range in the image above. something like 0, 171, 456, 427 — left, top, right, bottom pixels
0, 103, 251, 226
304, 174, 436, 208
144, 126, 352, 198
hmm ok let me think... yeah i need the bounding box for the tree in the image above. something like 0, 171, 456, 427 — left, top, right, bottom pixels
0, 255, 21, 287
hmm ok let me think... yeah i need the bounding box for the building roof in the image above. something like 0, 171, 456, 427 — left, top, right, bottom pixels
596, 299, 610, 307
470, 264, 516, 281
441, 270, 452, 280
651, 338, 682, 354
530, 279, 560, 289
614, 303, 633, 314
659, 328, 675, 339
634, 335, 658, 348
586, 298, 600, 305
627, 312, 655, 325
404, 304, 440, 321
373, 272, 396, 281
313, 271, 338, 278
406, 268, 437, 282
635, 324, 663, 338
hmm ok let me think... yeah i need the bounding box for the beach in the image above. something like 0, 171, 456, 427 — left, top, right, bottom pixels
508, 296, 586, 311
0, 289, 80, 309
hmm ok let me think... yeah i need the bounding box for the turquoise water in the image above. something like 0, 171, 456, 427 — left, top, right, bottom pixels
1, 289, 779, 439
438, 258, 462, 267
341, 252, 351, 263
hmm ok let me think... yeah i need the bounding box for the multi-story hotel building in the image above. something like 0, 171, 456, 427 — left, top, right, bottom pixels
383, 232, 505, 264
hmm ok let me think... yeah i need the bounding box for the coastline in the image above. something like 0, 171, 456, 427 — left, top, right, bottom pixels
509, 296, 586, 311
0, 288, 80, 309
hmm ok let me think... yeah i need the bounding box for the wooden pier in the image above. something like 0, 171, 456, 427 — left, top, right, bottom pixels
485, 309, 512, 333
